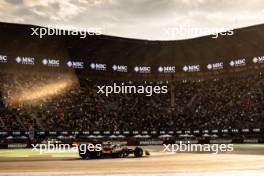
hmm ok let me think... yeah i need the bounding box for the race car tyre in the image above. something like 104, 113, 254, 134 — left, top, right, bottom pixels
79, 152, 88, 159
88, 151, 101, 159
123, 151, 129, 157
117, 151, 125, 158
134, 147, 143, 157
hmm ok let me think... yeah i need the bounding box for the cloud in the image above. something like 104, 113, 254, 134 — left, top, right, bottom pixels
4, 0, 23, 5
0, 0, 264, 40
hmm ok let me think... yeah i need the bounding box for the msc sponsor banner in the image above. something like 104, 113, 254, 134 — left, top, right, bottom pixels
49, 131, 57, 135
8, 143, 28, 149
243, 139, 259, 143
112, 141, 127, 145
103, 131, 111, 135
168, 131, 174, 135
90, 62, 107, 71
0, 131, 8, 135
150, 131, 157, 135
159, 131, 166, 135
253, 128, 261, 132
67, 61, 84, 69
221, 129, 229, 133
252, 56, 264, 64
37, 131, 46, 135
175, 140, 199, 144
12, 131, 21, 135
158, 66, 176, 73
242, 129, 250, 133
132, 131, 139, 134
209, 139, 232, 144
141, 131, 148, 135
229, 58, 246, 67
0, 55, 8, 63
112, 65, 128, 72
182, 65, 200, 72
72, 131, 79, 135
211, 129, 218, 133
230, 129, 239, 133
16, 56, 35, 65
93, 131, 100, 135
81, 131, 90, 135
61, 131, 68, 135
123, 131, 130, 135
206, 62, 224, 70
3, 128, 264, 137
193, 130, 200, 134
139, 140, 163, 145
176, 130, 182, 134
134, 66, 151, 73
42, 58, 60, 67
113, 131, 120, 135
1, 53, 264, 73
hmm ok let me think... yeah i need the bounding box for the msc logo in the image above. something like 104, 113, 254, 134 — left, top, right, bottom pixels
207, 62, 223, 70
253, 56, 264, 64
0, 55, 7, 63
42, 59, 60, 67
90, 63, 106, 71
112, 65, 127, 72
158, 66, 175, 73
16, 56, 34, 65
134, 66, 151, 73
229, 59, 246, 67
183, 65, 200, 72
67, 61, 84, 69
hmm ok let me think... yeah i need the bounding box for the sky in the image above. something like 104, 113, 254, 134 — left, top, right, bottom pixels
0, 0, 264, 40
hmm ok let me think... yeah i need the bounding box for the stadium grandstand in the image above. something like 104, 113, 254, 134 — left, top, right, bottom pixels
0, 22, 264, 144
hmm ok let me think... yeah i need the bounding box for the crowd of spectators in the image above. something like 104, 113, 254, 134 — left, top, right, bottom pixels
0, 69, 264, 132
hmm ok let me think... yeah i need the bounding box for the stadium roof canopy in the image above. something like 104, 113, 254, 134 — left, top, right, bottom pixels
0, 22, 264, 66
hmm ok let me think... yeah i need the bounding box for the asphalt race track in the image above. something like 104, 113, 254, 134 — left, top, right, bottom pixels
0, 148, 264, 176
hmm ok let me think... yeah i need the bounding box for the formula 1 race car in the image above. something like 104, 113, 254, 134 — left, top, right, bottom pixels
78, 142, 146, 159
